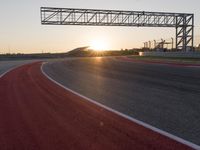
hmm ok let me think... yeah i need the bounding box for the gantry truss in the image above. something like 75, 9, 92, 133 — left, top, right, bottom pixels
41, 7, 194, 51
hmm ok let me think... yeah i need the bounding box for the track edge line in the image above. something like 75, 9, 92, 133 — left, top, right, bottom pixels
0, 61, 37, 78
41, 62, 200, 150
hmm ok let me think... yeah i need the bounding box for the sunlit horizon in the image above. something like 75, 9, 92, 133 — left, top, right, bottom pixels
89, 37, 111, 51
0, 0, 200, 54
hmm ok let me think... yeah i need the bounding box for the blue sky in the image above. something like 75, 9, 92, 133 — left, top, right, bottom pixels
0, 0, 200, 53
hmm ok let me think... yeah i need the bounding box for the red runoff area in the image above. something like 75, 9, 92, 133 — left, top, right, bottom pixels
0, 62, 192, 150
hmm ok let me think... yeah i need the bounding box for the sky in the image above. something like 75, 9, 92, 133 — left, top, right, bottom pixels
0, 0, 200, 54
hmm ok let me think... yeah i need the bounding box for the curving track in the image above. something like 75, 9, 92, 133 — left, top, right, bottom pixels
0, 62, 195, 150
43, 57, 200, 146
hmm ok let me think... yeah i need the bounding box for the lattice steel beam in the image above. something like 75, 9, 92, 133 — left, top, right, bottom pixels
41, 7, 194, 51
175, 14, 194, 51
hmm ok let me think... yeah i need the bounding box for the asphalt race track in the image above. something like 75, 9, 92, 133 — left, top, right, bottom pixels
0, 61, 197, 149
43, 57, 200, 146
0, 60, 35, 76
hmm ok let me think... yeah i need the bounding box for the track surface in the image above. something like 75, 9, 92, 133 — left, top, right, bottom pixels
0, 60, 35, 76
43, 57, 200, 145
0, 62, 194, 149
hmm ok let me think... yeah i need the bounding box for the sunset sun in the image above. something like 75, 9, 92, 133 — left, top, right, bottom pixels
90, 38, 109, 51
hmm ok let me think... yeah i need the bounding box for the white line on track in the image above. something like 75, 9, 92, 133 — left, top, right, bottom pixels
41, 62, 200, 150
0, 66, 19, 78
0, 61, 39, 79
0, 64, 27, 78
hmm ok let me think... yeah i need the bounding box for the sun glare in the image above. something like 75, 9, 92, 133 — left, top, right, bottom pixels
90, 38, 109, 51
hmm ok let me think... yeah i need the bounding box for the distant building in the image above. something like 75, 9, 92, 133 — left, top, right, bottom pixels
66, 46, 90, 56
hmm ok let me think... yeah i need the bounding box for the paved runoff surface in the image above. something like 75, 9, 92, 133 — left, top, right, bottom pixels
43, 57, 200, 146
0, 61, 195, 150
0, 60, 36, 76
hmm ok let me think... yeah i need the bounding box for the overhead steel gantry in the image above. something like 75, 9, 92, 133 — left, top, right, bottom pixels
41, 7, 194, 51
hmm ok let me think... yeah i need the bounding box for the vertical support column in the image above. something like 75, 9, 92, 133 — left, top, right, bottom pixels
60, 9, 62, 24
176, 25, 178, 50
176, 16, 183, 50
191, 14, 194, 51
183, 16, 187, 51
175, 14, 194, 51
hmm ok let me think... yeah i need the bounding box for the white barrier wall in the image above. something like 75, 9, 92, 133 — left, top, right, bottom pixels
139, 52, 200, 58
